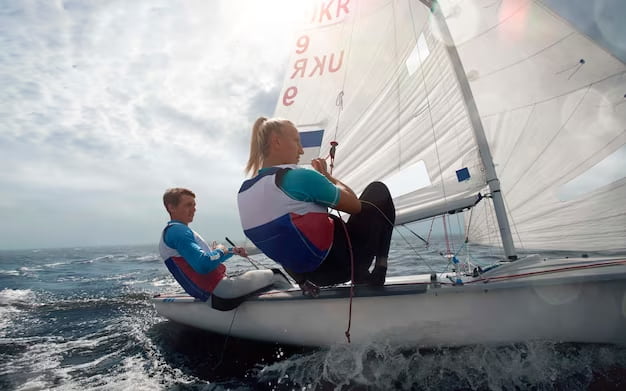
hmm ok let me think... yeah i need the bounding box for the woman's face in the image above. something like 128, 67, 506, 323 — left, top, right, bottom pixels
277, 123, 304, 164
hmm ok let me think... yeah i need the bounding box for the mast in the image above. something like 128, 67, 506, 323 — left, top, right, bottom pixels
424, 0, 518, 260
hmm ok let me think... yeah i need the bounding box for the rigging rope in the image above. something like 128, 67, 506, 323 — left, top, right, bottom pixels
426, 217, 435, 246
401, 224, 429, 246
442, 215, 451, 257
464, 206, 474, 243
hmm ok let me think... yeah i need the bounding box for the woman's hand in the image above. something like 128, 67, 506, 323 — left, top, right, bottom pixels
312, 157, 361, 214
311, 158, 330, 178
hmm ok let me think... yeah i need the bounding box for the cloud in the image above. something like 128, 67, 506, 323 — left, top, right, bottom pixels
0, 0, 302, 249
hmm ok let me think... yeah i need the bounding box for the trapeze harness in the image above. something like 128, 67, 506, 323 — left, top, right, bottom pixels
237, 165, 335, 273
159, 222, 227, 301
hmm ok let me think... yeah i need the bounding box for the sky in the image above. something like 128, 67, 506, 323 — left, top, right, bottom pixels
1, 0, 624, 250
0, 0, 306, 250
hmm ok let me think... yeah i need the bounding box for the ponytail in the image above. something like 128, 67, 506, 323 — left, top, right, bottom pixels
245, 116, 291, 176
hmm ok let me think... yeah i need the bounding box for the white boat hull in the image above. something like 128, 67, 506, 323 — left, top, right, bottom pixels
152, 256, 626, 347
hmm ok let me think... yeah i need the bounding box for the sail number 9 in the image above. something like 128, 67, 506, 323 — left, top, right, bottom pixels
296, 35, 309, 54
283, 86, 298, 106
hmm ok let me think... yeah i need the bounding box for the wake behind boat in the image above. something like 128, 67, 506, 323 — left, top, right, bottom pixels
154, 0, 625, 347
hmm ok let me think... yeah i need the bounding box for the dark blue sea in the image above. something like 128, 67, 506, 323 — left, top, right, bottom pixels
1, 239, 625, 390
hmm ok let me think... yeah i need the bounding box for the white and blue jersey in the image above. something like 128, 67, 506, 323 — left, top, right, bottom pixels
159, 221, 232, 300
237, 165, 339, 273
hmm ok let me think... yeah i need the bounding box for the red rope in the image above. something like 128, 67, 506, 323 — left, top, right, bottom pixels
325, 140, 354, 343
338, 213, 355, 343
328, 141, 338, 176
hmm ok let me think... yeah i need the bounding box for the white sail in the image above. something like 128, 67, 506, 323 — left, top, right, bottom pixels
274, 0, 626, 252
274, 0, 487, 224
438, 0, 626, 251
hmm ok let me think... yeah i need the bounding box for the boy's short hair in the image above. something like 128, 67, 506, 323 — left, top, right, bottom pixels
163, 188, 195, 210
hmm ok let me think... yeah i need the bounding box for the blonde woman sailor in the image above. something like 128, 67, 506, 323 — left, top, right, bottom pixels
237, 117, 395, 295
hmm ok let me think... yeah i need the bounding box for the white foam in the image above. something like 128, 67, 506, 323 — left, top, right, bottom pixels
122, 279, 149, 286
151, 278, 178, 288
17, 266, 43, 273
135, 254, 159, 262
0, 289, 35, 306
259, 340, 626, 390
43, 261, 69, 268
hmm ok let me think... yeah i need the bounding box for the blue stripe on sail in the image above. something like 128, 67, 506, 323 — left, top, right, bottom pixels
300, 129, 324, 148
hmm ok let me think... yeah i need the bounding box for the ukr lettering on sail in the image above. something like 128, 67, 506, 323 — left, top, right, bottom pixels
281, 0, 350, 107
310, 0, 351, 24
282, 51, 344, 106
290, 51, 344, 79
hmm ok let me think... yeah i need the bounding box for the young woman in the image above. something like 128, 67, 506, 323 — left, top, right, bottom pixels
237, 117, 395, 291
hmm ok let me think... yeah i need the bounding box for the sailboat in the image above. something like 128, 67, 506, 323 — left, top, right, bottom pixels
152, 0, 626, 347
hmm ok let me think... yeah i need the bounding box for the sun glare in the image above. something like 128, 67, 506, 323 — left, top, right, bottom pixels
227, 0, 310, 38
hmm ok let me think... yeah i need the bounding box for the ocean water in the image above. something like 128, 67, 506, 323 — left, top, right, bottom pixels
1, 240, 625, 390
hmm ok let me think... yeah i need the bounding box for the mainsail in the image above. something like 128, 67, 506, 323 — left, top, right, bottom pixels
274, 0, 626, 253
440, 0, 626, 252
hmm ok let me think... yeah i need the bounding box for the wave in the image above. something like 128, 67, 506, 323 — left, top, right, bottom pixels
43, 261, 70, 268
17, 266, 43, 272
0, 288, 36, 306
56, 272, 142, 284
0, 289, 37, 338
258, 341, 626, 390
0, 302, 201, 391
134, 254, 160, 262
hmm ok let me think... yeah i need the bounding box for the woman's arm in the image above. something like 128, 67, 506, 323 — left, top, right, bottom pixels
310, 158, 361, 214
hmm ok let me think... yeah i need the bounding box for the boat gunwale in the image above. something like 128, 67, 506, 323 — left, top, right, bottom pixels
151, 258, 626, 305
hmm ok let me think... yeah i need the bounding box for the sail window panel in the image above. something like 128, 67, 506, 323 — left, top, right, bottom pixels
406, 34, 430, 76
384, 160, 432, 198
558, 144, 626, 202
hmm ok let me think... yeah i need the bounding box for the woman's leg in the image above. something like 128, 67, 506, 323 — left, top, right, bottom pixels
346, 181, 395, 285
304, 215, 352, 286
304, 182, 395, 286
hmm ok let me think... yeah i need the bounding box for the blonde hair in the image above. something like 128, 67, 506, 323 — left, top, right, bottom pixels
245, 116, 292, 176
